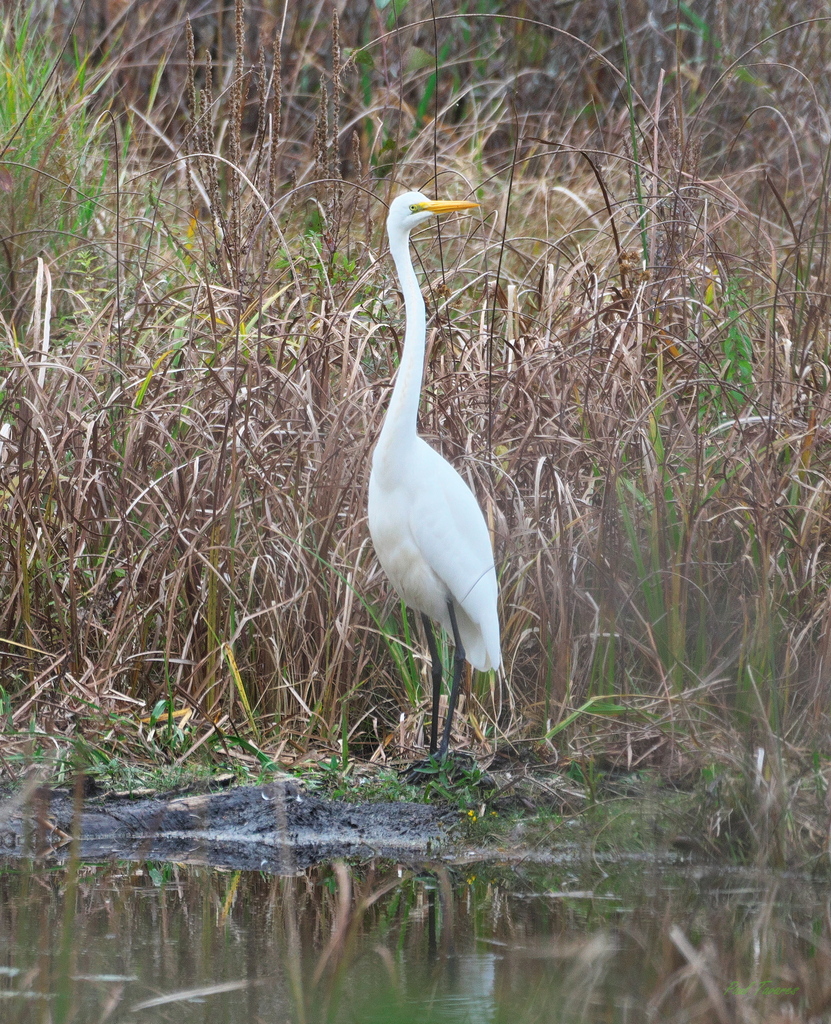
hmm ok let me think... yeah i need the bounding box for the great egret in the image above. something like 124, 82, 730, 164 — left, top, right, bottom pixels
368, 190, 501, 761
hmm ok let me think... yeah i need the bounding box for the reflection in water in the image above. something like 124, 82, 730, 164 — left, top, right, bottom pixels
0, 853, 829, 1022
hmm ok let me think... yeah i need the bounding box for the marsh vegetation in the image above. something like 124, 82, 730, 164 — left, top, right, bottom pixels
0, 0, 829, 867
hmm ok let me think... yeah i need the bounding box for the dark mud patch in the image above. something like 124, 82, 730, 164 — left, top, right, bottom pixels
0, 780, 449, 872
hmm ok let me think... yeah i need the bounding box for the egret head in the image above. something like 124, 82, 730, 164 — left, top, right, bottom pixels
386, 190, 479, 239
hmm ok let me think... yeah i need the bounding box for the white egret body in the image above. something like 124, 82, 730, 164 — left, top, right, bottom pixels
368, 191, 500, 759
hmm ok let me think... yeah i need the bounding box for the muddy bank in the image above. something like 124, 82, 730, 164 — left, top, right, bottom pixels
0, 780, 449, 872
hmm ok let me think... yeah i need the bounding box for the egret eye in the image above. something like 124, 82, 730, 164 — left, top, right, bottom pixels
409, 204, 419, 212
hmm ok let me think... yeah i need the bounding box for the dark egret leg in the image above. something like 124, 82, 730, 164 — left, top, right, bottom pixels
421, 613, 443, 755
437, 600, 465, 760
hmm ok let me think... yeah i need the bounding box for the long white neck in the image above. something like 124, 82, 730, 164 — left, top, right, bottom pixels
374, 227, 426, 475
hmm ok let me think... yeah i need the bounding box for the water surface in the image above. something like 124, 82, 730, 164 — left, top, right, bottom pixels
0, 850, 827, 1022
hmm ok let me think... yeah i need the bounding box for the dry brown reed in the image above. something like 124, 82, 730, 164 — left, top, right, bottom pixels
1, 1, 830, 801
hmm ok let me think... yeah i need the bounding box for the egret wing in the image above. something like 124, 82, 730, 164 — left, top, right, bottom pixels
407, 442, 499, 668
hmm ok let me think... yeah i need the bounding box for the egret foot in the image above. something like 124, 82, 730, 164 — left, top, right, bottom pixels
400, 750, 477, 784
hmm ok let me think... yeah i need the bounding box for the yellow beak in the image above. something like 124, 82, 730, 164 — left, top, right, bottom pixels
419, 199, 480, 215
